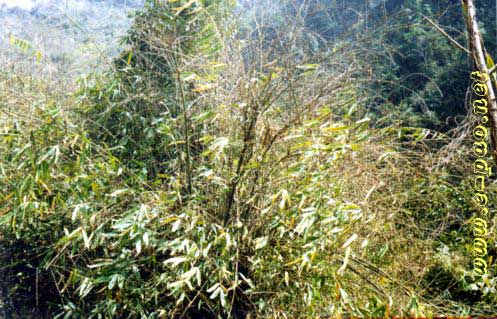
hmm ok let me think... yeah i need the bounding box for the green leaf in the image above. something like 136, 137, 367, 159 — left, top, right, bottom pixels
108, 274, 118, 290
192, 110, 216, 122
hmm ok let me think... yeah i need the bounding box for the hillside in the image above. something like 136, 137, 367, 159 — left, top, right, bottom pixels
1, 0, 143, 78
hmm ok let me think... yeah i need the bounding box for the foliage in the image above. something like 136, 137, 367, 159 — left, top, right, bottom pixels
1, 0, 497, 318
281, 0, 495, 130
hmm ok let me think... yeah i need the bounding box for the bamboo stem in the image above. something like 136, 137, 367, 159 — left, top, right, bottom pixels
463, 0, 497, 166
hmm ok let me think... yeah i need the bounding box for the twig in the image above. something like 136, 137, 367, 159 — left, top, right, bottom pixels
422, 15, 470, 54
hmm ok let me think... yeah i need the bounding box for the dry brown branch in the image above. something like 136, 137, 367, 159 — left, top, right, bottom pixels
422, 14, 470, 54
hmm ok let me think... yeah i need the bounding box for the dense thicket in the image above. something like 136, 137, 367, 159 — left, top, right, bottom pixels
279, 0, 496, 129
1, 0, 497, 318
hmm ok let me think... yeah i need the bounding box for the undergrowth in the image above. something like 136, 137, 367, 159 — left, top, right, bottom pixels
0, 0, 496, 318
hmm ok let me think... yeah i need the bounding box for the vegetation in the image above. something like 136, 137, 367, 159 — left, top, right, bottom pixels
0, 0, 496, 318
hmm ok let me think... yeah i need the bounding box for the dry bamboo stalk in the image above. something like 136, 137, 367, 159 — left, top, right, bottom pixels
463, 0, 497, 166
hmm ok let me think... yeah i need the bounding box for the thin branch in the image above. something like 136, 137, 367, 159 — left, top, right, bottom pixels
422, 15, 470, 54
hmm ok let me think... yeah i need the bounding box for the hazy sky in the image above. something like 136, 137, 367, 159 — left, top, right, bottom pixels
0, 0, 35, 10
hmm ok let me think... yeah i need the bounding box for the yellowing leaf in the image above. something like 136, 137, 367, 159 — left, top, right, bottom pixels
160, 216, 178, 225
210, 62, 227, 68
322, 125, 351, 132
169, 140, 186, 146
35, 50, 42, 63
126, 50, 133, 65
284, 257, 303, 267
486, 53, 495, 68
192, 83, 214, 93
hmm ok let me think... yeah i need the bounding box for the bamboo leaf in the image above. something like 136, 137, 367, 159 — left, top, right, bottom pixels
163, 256, 188, 267
126, 50, 133, 65
322, 125, 351, 132
486, 53, 495, 68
